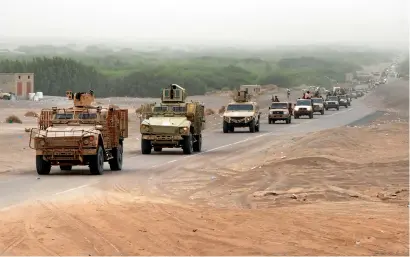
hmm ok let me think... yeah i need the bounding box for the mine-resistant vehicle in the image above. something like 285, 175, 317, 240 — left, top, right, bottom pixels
338, 94, 349, 108
268, 102, 292, 124
223, 90, 261, 133
293, 98, 314, 119
139, 84, 205, 155
311, 97, 325, 115
324, 96, 340, 110
29, 90, 128, 175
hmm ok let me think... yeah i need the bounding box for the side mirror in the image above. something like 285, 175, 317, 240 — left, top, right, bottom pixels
95, 125, 103, 130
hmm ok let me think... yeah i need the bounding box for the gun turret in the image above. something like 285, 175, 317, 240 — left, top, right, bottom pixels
161, 84, 187, 103
73, 91, 95, 107
232, 90, 251, 102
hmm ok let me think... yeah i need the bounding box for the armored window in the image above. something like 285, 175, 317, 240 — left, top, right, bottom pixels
154, 106, 168, 112
164, 89, 170, 98
174, 89, 180, 98
78, 113, 97, 119
172, 106, 186, 112
226, 104, 254, 111
55, 113, 73, 119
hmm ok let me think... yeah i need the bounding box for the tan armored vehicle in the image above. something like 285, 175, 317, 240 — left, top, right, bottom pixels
311, 97, 325, 115
223, 90, 260, 133
140, 84, 205, 155
268, 102, 292, 124
29, 90, 128, 175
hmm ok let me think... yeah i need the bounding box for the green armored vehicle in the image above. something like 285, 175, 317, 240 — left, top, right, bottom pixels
140, 84, 205, 155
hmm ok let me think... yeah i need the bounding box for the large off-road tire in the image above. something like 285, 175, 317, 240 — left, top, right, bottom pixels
193, 134, 202, 152
60, 165, 72, 171
268, 119, 272, 124
325, 108, 328, 111
249, 120, 256, 133
109, 141, 123, 171
89, 145, 104, 175
309, 112, 313, 119
255, 120, 260, 132
141, 138, 152, 154
337, 107, 339, 111
229, 126, 234, 133
294, 114, 299, 119
345, 105, 348, 108
182, 134, 193, 154
223, 121, 229, 133
321, 109, 324, 115
36, 155, 51, 175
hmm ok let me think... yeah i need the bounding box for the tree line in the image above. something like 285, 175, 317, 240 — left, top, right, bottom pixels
0, 52, 391, 97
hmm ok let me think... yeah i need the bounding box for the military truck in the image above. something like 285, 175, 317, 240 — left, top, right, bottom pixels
222, 90, 261, 133
268, 102, 292, 124
140, 84, 205, 155
29, 90, 128, 175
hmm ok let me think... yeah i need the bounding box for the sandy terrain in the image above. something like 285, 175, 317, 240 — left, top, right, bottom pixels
0, 76, 408, 255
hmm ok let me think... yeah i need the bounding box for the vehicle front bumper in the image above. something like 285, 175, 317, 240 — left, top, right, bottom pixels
224, 117, 255, 127
294, 109, 312, 115
269, 114, 290, 120
312, 105, 324, 112
325, 103, 339, 108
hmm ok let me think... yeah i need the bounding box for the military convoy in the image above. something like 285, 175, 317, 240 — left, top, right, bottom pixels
29, 90, 128, 175
139, 84, 205, 154
222, 90, 261, 133
28, 78, 380, 175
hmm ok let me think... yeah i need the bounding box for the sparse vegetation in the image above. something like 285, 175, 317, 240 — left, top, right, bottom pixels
5, 115, 22, 124
205, 109, 215, 115
24, 111, 39, 117
0, 45, 395, 97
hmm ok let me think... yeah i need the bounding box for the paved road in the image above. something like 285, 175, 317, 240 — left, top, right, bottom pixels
0, 91, 378, 211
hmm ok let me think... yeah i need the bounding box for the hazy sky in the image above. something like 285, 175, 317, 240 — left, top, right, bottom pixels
1, 0, 409, 46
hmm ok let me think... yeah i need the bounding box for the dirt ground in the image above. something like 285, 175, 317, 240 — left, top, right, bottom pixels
0, 82, 408, 255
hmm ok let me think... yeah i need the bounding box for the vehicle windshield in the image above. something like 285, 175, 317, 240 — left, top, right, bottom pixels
78, 113, 97, 119
226, 104, 254, 111
339, 95, 347, 99
153, 105, 186, 113
153, 106, 168, 112
312, 98, 323, 103
55, 113, 73, 119
296, 100, 311, 106
327, 97, 338, 101
270, 103, 288, 109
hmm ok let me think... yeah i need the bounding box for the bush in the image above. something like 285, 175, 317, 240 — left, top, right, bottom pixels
24, 111, 39, 117
5, 115, 22, 124
205, 108, 215, 115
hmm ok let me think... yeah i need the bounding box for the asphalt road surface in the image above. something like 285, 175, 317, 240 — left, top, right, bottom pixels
0, 91, 378, 211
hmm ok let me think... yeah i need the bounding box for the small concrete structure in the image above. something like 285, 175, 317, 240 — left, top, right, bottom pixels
239, 84, 261, 94
0, 73, 35, 99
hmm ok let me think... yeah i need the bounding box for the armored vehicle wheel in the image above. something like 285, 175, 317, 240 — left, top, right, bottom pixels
249, 120, 256, 133
336, 107, 339, 110
321, 110, 324, 115
229, 126, 234, 132
141, 139, 152, 154
89, 146, 104, 175
60, 165, 72, 171
294, 115, 299, 119
182, 134, 193, 154
325, 108, 328, 110
268, 119, 272, 124
193, 134, 202, 152
255, 121, 260, 132
109, 141, 123, 171
345, 105, 348, 108
309, 113, 313, 119
153, 147, 162, 152
36, 155, 51, 175
223, 121, 229, 133
286, 118, 290, 124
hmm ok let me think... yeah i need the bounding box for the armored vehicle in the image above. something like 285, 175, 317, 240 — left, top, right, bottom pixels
222, 90, 261, 133
293, 98, 314, 119
140, 84, 205, 155
324, 96, 340, 110
268, 102, 292, 124
311, 97, 325, 115
29, 90, 128, 175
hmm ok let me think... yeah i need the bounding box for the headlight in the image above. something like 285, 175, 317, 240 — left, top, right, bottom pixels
294, 107, 299, 111
283, 110, 289, 114
245, 116, 253, 121
83, 135, 95, 145
179, 127, 189, 134
39, 139, 45, 146
140, 124, 149, 130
